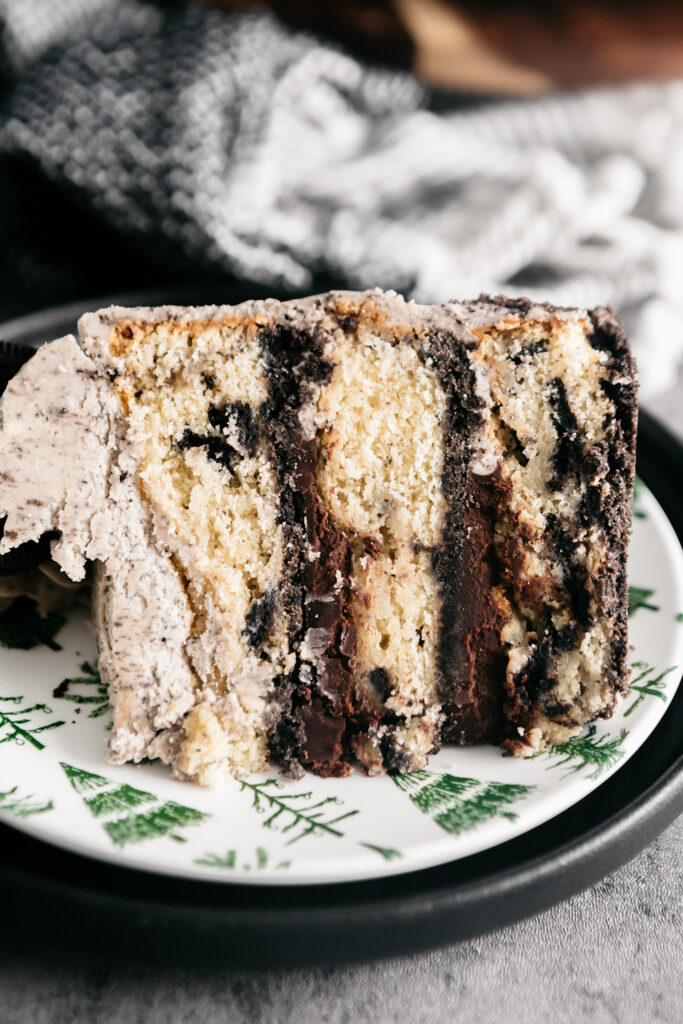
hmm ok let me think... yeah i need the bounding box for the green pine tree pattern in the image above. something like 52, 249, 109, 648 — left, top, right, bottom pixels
540, 725, 627, 780
60, 762, 209, 847
0, 784, 53, 818
624, 661, 676, 717
676, 613, 683, 624
0, 596, 66, 651
0, 696, 64, 749
239, 777, 359, 846
53, 661, 112, 729
194, 847, 291, 872
632, 477, 647, 519
628, 586, 659, 617
392, 771, 533, 835
359, 843, 402, 861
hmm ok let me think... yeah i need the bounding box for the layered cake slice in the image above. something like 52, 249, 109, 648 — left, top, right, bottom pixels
0, 291, 637, 785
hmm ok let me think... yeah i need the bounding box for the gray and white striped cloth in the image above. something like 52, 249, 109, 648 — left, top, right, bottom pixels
1, 0, 683, 396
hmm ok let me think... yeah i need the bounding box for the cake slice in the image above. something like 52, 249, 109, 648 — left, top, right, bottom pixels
0, 291, 637, 785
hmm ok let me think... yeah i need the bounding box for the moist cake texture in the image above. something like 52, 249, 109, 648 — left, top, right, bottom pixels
0, 291, 637, 785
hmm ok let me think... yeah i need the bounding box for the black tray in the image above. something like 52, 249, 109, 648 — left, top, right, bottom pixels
0, 292, 681, 969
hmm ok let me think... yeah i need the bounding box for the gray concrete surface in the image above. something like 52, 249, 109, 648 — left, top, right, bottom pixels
1, 816, 681, 1024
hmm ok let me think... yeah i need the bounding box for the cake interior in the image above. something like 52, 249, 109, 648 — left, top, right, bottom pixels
64, 293, 634, 784
107, 317, 292, 781
99, 307, 456, 781
301, 323, 448, 773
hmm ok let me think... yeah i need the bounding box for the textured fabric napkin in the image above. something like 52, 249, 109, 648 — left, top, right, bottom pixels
3, 0, 683, 397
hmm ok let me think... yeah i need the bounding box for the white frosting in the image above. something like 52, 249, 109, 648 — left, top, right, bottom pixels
0, 336, 197, 766
0, 337, 119, 580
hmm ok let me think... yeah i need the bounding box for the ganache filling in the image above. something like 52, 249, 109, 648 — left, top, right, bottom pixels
258, 320, 384, 777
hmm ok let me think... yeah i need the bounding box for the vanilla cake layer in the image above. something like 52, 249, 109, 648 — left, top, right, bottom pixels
0, 291, 637, 784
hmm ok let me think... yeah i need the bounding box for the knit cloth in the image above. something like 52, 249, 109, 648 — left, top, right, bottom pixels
2, 0, 683, 395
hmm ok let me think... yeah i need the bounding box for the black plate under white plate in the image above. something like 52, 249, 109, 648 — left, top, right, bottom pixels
0, 291, 681, 968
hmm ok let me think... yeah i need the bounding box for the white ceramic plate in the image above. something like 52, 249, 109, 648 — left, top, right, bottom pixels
0, 479, 681, 887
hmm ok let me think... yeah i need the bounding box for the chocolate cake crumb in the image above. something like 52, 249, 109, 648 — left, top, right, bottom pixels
208, 400, 258, 458
368, 667, 390, 702
243, 589, 276, 649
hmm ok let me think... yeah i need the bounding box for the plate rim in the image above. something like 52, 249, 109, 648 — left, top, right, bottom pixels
0, 293, 681, 966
